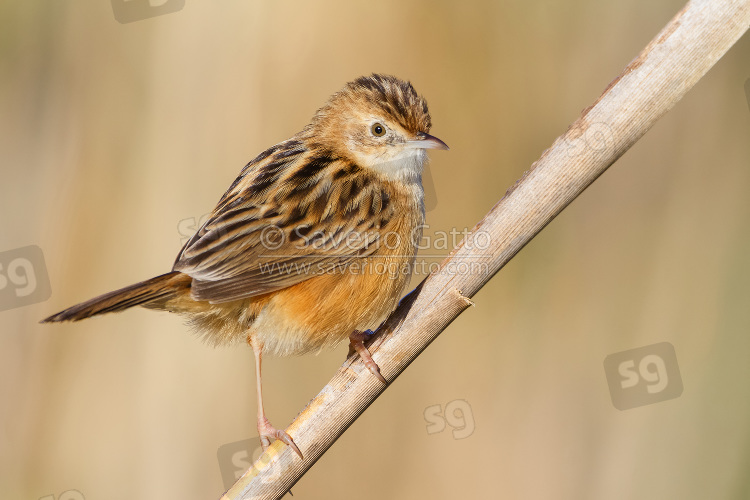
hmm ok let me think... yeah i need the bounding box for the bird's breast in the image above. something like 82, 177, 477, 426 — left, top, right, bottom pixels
252, 183, 424, 356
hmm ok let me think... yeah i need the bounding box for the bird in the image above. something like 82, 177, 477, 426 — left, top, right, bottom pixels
41, 74, 448, 459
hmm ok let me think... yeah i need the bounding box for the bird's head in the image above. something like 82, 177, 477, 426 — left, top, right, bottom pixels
307, 74, 448, 183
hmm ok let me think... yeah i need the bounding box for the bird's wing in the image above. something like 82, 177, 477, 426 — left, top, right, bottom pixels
173, 138, 397, 303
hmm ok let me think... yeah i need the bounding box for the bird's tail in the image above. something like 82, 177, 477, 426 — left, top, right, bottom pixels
41, 271, 191, 323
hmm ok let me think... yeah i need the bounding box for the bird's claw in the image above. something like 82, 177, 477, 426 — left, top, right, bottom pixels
258, 417, 303, 459
349, 330, 387, 384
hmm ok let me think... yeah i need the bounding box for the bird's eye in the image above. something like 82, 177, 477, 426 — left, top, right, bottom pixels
371, 123, 386, 137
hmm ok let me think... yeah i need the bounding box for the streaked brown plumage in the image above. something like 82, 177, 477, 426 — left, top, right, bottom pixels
42, 74, 448, 458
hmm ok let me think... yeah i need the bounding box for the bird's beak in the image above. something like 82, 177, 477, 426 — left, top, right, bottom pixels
406, 131, 450, 150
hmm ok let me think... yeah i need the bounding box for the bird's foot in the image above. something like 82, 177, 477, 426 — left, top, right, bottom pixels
348, 329, 386, 384
258, 415, 303, 459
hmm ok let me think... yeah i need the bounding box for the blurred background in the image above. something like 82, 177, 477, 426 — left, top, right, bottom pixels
2, 1, 749, 499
